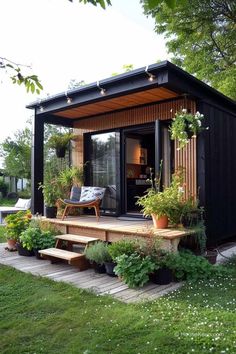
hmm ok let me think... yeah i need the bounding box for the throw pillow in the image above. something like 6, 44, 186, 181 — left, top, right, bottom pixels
79, 186, 105, 202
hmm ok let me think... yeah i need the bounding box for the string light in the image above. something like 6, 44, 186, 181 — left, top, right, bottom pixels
97, 81, 106, 95
145, 65, 156, 82
65, 91, 72, 104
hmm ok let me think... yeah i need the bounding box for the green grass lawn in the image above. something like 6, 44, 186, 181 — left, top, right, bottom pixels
0, 198, 17, 207
0, 260, 235, 354
0, 226, 6, 242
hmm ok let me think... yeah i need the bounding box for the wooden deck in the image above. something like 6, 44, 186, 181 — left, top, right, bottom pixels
0, 243, 183, 303
45, 215, 193, 252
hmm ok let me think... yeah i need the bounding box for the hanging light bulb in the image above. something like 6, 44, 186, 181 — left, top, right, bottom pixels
97, 81, 106, 95
145, 65, 156, 81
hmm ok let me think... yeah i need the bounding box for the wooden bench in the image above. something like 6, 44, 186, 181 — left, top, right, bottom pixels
152, 228, 195, 253
39, 234, 99, 271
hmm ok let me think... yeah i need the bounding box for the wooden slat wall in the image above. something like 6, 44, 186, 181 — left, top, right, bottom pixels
73, 99, 190, 132
72, 98, 197, 198
174, 100, 197, 199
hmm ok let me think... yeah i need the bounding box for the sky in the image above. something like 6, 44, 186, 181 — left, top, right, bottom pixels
0, 0, 169, 147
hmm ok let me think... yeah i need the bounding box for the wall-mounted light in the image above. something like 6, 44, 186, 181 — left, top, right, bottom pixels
145, 65, 156, 82
65, 91, 72, 104
39, 105, 44, 112
97, 81, 106, 95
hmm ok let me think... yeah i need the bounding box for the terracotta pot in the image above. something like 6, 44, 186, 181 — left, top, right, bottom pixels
152, 214, 169, 229
7, 239, 17, 251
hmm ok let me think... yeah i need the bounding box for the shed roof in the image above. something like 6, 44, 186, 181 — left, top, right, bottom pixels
26, 61, 236, 120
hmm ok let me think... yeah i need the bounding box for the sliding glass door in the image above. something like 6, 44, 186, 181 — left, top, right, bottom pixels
85, 131, 120, 215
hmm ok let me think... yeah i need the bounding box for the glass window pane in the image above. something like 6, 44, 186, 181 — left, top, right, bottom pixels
90, 132, 119, 213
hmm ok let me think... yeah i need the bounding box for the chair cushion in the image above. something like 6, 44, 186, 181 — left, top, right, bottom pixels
63, 199, 96, 205
14, 198, 31, 209
69, 186, 81, 201
79, 186, 106, 202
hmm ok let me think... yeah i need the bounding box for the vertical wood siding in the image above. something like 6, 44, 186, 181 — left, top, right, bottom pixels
198, 101, 236, 243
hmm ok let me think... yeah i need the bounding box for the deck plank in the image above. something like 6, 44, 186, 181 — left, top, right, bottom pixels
0, 241, 183, 303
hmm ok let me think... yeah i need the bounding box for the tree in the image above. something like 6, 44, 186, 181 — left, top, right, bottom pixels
68, 0, 111, 8
0, 127, 32, 180
0, 57, 43, 94
141, 0, 236, 99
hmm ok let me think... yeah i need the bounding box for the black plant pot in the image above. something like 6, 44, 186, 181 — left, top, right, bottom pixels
33, 248, 43, 259
16, 242, 34, 257
91, 262, 106, 274
56, 147, 66, 158
150, 267, 173, 285
104, 261, 117, 277
45, 206, 58, 219
204, 250, 218, 264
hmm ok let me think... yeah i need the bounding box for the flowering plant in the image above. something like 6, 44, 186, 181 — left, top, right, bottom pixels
170, 109, 206, 149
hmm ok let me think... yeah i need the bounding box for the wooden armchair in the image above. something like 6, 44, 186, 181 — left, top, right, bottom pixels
57, 186, 105, 221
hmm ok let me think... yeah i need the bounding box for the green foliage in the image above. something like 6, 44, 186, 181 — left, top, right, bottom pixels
58, 166, 84, 198
4, 63, 43, 94
167, 250, 229, 281
5, 210, 31, 241
85, 241, 112, 265
20, 227, 55, 251
0, 198, 16, 207
114, 253, 156, 288
0, 226, 6, 242
19, 227, 41, 251
170, 109, 206, 149
142, 0, 236, 99
48, 132, 75, 150
0, 126, 31, 179
0, 177, 8, 197
137, 170, 185, 225
73, 0, 112, 9
19, 217, 58, 250
38, 169, 60, 206
107, 239, 136, 261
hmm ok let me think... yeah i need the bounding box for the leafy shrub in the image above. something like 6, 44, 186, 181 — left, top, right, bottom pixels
114, 253, 156, 288
167, 250, 229, 281
108, 239, 136, 261
85, 241, 112, 265
5, 210, 32, 241
19, 227, 55, 251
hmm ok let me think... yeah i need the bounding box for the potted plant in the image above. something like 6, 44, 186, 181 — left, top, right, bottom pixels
136, 170, 185, 228
84, 241, 110, 273
114, 252, 156, 288
105, 239, 137, 277
48, 132, 74, 158
38, 177, 60, 218
5, 210, 32, 252
170, 108, 207, 149
149, 251, 174, 285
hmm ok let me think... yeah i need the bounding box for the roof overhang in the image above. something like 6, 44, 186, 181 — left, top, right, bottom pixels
26, 61, 236, 121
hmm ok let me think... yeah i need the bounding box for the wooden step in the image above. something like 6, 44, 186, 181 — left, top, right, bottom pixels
55, 234, 99, 252
39, 248, 90, 271
55, 234, 99, 244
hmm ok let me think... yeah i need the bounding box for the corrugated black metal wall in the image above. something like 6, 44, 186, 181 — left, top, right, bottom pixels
197, 101, 236, 244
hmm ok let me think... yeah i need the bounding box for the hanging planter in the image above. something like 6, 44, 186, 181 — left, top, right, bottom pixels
170, 109, 208, 149
56, 146, 66, 158
48, 132, 75, 158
